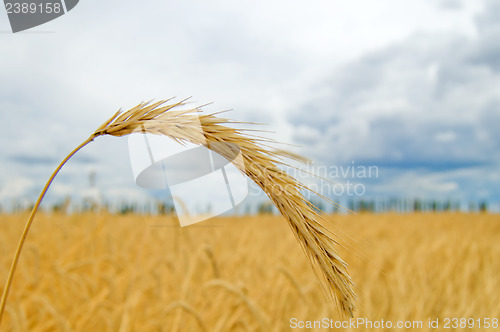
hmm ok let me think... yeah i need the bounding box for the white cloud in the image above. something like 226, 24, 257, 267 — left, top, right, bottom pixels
434, 131, 457, 143
0, 0, 495, 208
287, 0, 500, 204
0, 177, 34, 200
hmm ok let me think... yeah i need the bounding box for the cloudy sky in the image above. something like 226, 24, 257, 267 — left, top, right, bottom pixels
0, 0, 499, 212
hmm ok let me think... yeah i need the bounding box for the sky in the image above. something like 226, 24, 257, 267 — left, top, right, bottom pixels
0, 0, 499, 212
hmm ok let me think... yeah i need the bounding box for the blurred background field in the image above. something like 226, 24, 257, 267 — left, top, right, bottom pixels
1, 212, 499, 331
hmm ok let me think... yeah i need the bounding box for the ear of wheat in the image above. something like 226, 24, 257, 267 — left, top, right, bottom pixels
0, 99, 355, 325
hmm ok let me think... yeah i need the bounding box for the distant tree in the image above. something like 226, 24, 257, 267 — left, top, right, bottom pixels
158, 201, 174, 215
347, 199, 355, 212
358, 199, 375, 213
257, 201, 274, 214
413, 199, 422, 212
119, 202, 136, 215
479, 201, 488, 213
51, 200, 65, 213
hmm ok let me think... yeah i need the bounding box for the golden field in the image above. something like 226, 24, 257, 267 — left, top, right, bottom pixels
0, 213, 499, 331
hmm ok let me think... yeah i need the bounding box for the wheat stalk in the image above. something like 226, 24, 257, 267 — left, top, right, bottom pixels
0, 99, 355, 325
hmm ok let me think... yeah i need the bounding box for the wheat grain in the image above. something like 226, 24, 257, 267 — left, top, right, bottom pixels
94, 99, 356, 315
0, 99, 355, 326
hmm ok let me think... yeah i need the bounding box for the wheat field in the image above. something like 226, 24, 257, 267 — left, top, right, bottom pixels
0, 212, 499, 331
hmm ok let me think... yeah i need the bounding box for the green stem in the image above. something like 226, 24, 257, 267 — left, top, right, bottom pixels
0, 136, 95, 325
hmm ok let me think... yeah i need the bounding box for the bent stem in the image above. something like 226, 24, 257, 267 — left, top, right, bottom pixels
0, 136, 94, 325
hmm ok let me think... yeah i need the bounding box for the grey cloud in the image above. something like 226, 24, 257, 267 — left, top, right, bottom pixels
479, 102, 500, 149
10, 154, 59, 165
9, 153, 96, 166
467, 36, 500, 72
290, 27, 500, 165
356, 159, 487, 171
475, 0, 500, 31
287, 0, 500, 203
468, 1, 500, 71
437, 0, 464, 10
1, 0, 496, 208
